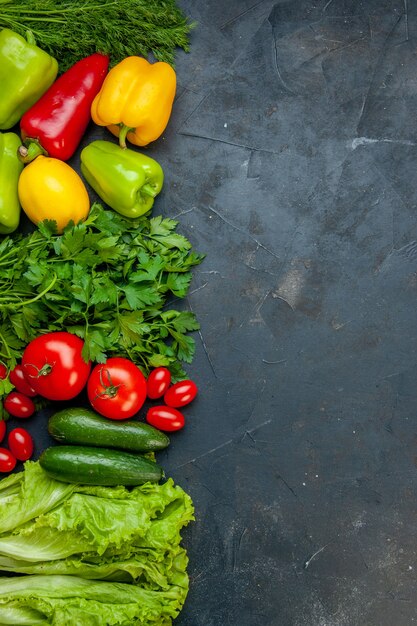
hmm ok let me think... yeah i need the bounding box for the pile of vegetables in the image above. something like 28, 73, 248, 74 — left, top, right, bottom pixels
0, 340, 199, 475
0, 6, 200, 623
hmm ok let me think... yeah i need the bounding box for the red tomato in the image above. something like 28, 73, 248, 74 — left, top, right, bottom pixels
8, 428, 34, 461
87, 357, 147, 420
164, 379, 198, 408
146, 405, 185, 432
4, 392, 35, 418
0, 363, 7, 379
9, 365, 37, 397
21, 331, 91, 401
147, 367, 171, 399
0, 420, 6, 443
0, 448, 16, 473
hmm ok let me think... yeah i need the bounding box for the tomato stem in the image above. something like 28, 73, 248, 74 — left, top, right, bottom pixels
95, 367, 121, 399
23, 363, 53, 378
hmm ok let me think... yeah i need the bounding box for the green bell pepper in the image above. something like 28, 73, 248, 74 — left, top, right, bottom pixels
80, 140, 164, 218
0, 29, 58, 130
0, 132, 24, 234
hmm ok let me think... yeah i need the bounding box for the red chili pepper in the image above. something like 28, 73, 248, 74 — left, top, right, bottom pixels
20, 53, 109, 162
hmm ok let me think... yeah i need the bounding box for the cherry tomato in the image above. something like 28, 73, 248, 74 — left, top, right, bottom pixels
146, 405, 185, 432
8, 428, 34, 461
4, 392, 35, 418
0, 363, 7, 379
87, 357, 147, 420
0, 448, 16, 473
0, 421, 6, 444
21, 331, 91, 401
9, 365, 37, 397
147, 367, 171, 399
164, 379, 198, 408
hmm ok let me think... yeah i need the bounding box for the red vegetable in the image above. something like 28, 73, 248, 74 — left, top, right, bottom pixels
8, 428, 34, 461
9, 365, 37, 397
21, 331, 91, 401
0, 363, 7, 379
164, 379, 198, 408
87, 357, 147, 420
146, 405, 185, 432
0, 420, 6, 443
0, 448, 16, 473
147, 367, 171, 399
20, 53, 109, 162
4, 392, 35, 418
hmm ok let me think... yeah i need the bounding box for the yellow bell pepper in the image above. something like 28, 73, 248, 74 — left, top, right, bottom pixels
91, 56, 176, 148
18, 155, 90, 233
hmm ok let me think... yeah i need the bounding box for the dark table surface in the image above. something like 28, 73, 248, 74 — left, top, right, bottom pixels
167, 1, 417, 624
19, 1, 417, 625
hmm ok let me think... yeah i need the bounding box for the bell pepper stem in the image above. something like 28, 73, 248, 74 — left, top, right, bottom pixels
25, 30, 36, 46
118, 124, 135, 149
18, 140, 48, 164
141, 183, 157, 198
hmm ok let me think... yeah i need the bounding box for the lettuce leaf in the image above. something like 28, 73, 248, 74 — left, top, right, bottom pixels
0, 462, 194, 625
0, 546, 189, 589
0, 462, 75, 533
0, 575, 185, 625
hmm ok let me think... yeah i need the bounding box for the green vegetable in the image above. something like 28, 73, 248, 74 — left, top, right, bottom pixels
0, 461, 194, 624
0, 575, 185, 625
0, 459, 74, 533
0, 28, 58, 130
0, 0, 195, 72
81, 140, 165, 218
0, 203, 204, 380
39, 445, 163, 485
48, 407, 170, 452
0, 132, 24, 234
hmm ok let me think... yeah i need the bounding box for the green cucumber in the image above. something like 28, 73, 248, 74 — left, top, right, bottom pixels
39, 445, 163, 486
48, 407, 170, 452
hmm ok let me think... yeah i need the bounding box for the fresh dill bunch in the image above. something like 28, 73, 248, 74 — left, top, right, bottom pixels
0, 0, 195, 70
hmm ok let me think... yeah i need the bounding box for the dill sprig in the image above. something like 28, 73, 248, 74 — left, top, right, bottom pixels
0, 0, 195, 70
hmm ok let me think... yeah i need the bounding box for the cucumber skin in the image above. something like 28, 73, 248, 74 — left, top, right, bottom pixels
48, 407, 170, 452
39, 445, 163, 486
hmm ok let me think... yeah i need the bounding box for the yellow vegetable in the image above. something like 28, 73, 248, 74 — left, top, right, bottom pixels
18, 156, 90, 232
91, 56, 176, 148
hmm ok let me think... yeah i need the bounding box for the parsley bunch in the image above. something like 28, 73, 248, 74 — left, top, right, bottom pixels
0, 204, 204, 380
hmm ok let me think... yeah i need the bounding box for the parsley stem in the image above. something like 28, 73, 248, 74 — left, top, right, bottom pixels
7, 273, 58, 309
0, 331, 11, 360
131, 349, 148, 369
0, 293, 34, 299
0, 240, 44, 266
0, 254, 18, 267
